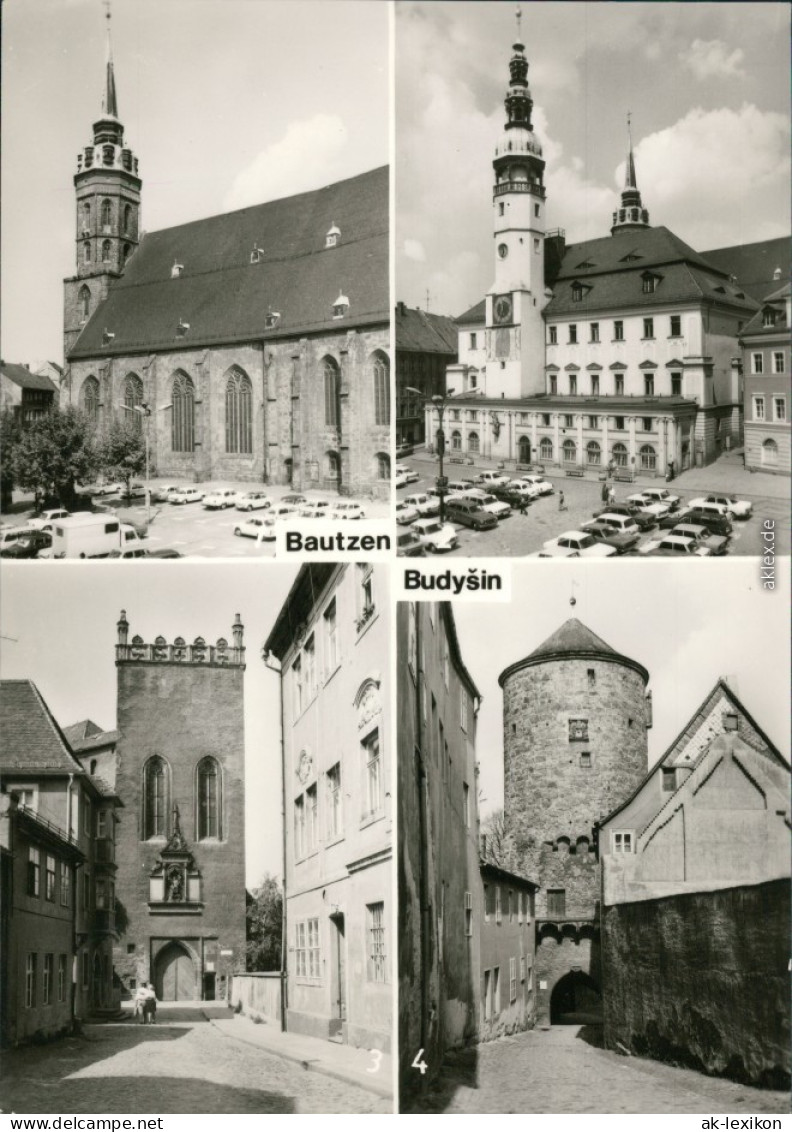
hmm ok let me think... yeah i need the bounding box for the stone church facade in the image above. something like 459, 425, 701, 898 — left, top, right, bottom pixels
62, 38, 390, 499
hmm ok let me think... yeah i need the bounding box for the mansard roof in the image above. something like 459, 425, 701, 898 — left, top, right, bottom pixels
498, 617, 649, 686
68, 166, 388, 360
395, 305, 458, 355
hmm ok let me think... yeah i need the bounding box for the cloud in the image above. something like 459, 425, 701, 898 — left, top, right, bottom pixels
403, 239, 426, 263
223, 114, 349, 210
679, 39, 745, 81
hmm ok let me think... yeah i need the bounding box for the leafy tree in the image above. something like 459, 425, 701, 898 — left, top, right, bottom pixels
96, 418, 150, 495
1, 409, 21, 511
481, 807, 508, 866
11, 405, 98, 508
245, 873, 283, 971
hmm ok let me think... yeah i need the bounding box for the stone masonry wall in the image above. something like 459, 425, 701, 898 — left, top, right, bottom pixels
602, 880, 791, 1089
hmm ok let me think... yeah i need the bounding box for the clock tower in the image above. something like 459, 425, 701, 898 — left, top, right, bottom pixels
485, 13, 550, 398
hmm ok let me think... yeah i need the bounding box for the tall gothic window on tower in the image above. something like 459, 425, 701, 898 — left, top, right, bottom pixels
124, 374, 144, 431
79, 285, 91, 320
324, 357, 340, 428
80, 376, 100, 423
101, 200, 112, 230
123, 204, 133, 235
101, 240, 112, 264
372, 352, 390, 427
197, 758, 221, 840
143, 756, 169, 840
171, 372, 196, 452
82, 202, 91, 231
225, 367, 253, 454
83, 241, 91, 264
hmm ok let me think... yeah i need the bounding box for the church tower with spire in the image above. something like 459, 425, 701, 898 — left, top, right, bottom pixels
63, 5, 142, 359
484, 9, 550, 398
610, 115, 650, 235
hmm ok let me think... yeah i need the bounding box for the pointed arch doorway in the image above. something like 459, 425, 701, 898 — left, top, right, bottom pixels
155, 941, 196, 1001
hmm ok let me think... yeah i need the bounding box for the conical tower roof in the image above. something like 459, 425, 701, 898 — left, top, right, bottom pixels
498, 617, 649, 686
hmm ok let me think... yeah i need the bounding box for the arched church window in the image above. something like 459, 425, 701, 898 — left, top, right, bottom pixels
171, 372, 196, 453
83, 241, 91, 264
372, 353, 390, 426
101, 200, 112, 229
101, 240, 112, 264
80, 376, 100, 423
325, 450, 340, 479
82, 202, 91, 230
375, 452, 390, 480
324, 357, 340, 428
197, 757, 221, 840
143, 756, 169, 840
124, 374, 144, 432
79, 285, 91, 320
224, 367, 253, 454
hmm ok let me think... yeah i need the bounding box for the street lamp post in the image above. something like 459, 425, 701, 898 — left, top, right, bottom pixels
406, 386, 454, 525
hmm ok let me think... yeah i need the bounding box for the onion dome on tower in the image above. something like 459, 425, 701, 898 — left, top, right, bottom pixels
493, 8, 545, 194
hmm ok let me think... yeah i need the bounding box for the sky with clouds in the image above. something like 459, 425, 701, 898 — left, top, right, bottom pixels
396, 1, 791, 317
1, 0, 388, 365
452, 559, 791, 821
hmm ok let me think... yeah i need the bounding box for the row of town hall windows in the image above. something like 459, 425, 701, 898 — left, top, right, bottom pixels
451, 431, 660, 470
27, 848, 70, 906
548, 315, 680, 345
142, 756, 221, 841
294, 902, 387, 984
482, 884, 533, 925
752, 352, 786, 375
293, 729, 383, 858
547, 371, 681, 397
753, 396, 786, 422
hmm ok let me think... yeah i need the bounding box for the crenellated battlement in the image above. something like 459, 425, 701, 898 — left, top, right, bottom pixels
115, 611, 245, 669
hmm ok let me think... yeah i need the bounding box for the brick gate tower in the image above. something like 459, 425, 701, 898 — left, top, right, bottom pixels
112, 611, 246, 1003
498, 618, 651, 1025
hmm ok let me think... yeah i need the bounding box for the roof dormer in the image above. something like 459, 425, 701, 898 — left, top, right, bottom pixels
325, 223, 341, 249
171, 262, 184, 279
332, 291, 349, 319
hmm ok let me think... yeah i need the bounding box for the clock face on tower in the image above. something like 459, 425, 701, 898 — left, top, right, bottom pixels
493, 294, 513, 325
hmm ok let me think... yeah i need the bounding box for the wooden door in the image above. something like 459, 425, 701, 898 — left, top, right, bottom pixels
157, 944, 196, 1001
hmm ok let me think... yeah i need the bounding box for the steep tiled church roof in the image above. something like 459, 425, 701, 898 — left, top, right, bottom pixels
62, 719, 119, 753
395, 305, 458, 355
69, 166, 388, 360
700, 237, 790, 303
0, 680, 83, 773
498, 618, 649, 685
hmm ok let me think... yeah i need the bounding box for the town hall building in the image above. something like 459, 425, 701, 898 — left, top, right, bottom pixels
62, 26, 390, 500
425, 30, 759, 476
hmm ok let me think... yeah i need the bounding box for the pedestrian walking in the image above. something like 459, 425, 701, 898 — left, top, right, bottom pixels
607, 485, 615, 506
518, 495, 529, 516
601, 481, 609, 503
142, 982, 158, 1024
558, 490, 566, 512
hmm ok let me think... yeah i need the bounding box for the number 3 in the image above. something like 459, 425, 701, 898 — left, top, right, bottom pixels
367, 1048, 383, 1074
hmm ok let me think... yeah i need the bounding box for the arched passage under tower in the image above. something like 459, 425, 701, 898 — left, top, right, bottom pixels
550, 969, 602, 1025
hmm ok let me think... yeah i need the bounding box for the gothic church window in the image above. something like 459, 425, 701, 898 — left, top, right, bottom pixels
101, 200, 112, 229
124, 374, 144, 431
171, 372, 196, 452
81, 376, 100, 423
225, 367, 253, 454
197, 757, 221, 840
124, 204, 133, 234
143, 756, 169, 840
324, 357, 340, 427
79, 285, 91, 320
373, 353, 390, 426
101, 240, 112, 264
376, 452, 390, 480
83, 241, 91, 264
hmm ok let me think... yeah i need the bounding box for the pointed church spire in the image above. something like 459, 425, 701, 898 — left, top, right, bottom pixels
611, 111, 650, 235
102, 0, 118, 118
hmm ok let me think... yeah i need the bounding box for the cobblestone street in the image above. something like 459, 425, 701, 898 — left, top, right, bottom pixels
1, 1008, 389, 1115
407, 1026, 789, 1114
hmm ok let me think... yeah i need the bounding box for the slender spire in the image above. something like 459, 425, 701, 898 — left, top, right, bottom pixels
611, 111, 650, 235
102, 0, 118, 118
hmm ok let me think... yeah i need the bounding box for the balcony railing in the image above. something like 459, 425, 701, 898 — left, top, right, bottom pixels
494, 181, 546, 199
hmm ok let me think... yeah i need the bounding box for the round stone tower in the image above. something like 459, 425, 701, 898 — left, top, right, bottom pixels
498, 617, 651, 1024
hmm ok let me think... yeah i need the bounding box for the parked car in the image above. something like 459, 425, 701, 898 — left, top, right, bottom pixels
396, 500, 421, 526
90, 481, 123, 496
169, 486, 205, 505
329, 502, 367, 520
234, 517, 269, 539
446, 478, 476, 494
626, 492, 671, 518
444, 498, 499, 531
396, 464, 420, 484
464, 489, 511, 519
539, 531, 617, 558
235, 491, 270, 512
669, 522, 729, 556
281, 494, 307, 507
689, 494, 752, 519
0, 526, 39, 551
259, 505, 301, 537
475, 470, 511, 489
684, 507, 733, 536
396, 442, 414, 458
593, 502, 656, 531
579, 519, 640, 555
106, 547, 183, 559
118, 482, 147, 503
639, 487, 681, 511
395, 469, 410, 489
517, 474, 554, 496
397, 529, 425, 556
498, 481, 540, 503
203, 489, 238, 509
299, 500, 332, 519
0, 530, 52, 559
404, 493, 440, 518
656, 505, 695, 529
640, 534, 711, 557
154, 484, 182, 503
412, 518, 459, 553
27, 509, 71, 531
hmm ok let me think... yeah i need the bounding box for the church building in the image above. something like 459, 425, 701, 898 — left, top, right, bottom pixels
62, 24, 390, 500
426, 29, 758, 475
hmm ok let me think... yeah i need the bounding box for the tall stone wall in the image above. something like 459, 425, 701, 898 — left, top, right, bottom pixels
602, 880, 791, 1089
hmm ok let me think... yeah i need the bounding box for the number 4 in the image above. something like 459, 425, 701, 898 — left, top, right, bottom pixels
412, 1048, 428, 1075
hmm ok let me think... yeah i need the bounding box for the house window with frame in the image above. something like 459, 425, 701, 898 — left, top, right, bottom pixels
541, 413, 551, 427
615, 374, 625, 395
60, 862, 70, 906
509, 957, 517, 1003
670, 315, 681, 337
143, 757, 168, 839
614, 320, 624, 341
97, 809, 108, 839
643, 317, 654, 338
58, 955, 67, 1003
549, 374, 557, 394
326, 763, 342, 840
483, 884, 491, 922
753, 396, 765, 421
292, 656, 303, 717
548, 326, 557, 345
83, 241, 91, 264
520, 955, 526, 983
495, 885, 502, 924
540, 437, 553, 461
483, 969, 492, 1020
774, 397, 786, 422
96, 877, 108, 910
470, 332, 477, 349
613, 831, 633, 853
588, 415, 598, 429
45, 855, 56, 902
580, 751, 592, 768
568, 324, 578, 344
752, 353, 763, 375
304, 634, 316, 701
460, 686, 469, 733
569, 374, 577, 395
591, 375, 600, 395
590, 323, 600, 343
645, 375, 655, 395
363, 730, 382, 818
642, 417, 653, 432
81, 376, 100, 423
640, 444, 657, 470
366, 902, 386, 983
546, 889, 566, 917
671, 372, 682, 396
572, 283, 583, 303
28, 847, 41, 897
661, 768, 676, 792
642, 275, 657, 294
26, 954, 36, 1008
324, 599, 338, 673
358, 564, 375, 627
197, 757, 221, 840
294, 795, 306, 859
773, 352, 785, 374
762, 310, 776, 328
612, 442, 628, 464
324, 357, 340, 427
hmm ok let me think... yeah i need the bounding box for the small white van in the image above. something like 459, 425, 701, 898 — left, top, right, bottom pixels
51, 515, 145, 559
